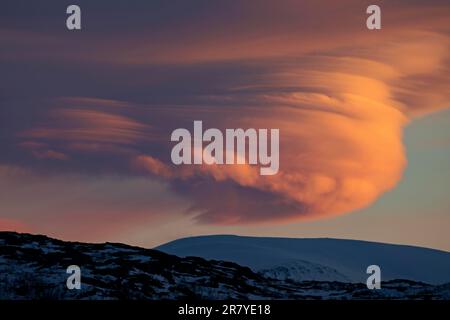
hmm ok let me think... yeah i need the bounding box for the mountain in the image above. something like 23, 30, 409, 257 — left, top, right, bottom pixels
156, 235, 450, 284
1, 232, 449, 300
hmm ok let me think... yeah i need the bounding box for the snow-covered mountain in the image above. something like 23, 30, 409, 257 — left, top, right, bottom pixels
1, 232, 449, 300
156, 235, 450, 284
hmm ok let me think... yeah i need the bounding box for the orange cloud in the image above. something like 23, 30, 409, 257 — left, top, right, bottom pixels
19, 103, 156, 158
133, 21, 449, 223
22, 109, 148, 144
5, 0, 450, 225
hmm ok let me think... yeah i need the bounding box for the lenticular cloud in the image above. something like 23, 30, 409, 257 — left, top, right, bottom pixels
6, 1, 450, 226
136, 33, 450, 224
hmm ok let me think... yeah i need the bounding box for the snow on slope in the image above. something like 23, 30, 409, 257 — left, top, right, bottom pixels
2, 232, 449, 300
259, 259, 351, 282
156, 235, 450, 284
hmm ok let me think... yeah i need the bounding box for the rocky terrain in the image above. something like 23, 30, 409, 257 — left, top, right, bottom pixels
0, 232, 449, 300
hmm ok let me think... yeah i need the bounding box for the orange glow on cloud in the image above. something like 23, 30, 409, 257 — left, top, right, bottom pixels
19, 107, 155, 158
132, 30, 449, 223
4, 0, 450, 225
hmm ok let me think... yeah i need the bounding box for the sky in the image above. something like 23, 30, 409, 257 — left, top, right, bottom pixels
0, 0, 449, 250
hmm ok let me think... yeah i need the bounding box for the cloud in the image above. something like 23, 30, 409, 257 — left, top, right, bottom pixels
21, 108, 149, 145
0, 0, 449, 229
131, 34, 449, 223
16, 101, 159, 163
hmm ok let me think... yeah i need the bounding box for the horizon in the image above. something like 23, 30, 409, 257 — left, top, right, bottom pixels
2, 230, 449, 254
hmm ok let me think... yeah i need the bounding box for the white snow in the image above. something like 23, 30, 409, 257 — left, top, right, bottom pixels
156, 235, 450, 284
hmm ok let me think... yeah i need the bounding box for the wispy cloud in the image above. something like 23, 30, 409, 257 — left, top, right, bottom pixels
0, 0, 449, 232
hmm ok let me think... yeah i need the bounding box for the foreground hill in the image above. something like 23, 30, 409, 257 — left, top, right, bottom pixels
157, 235, 450, 284
0, 232, 449, 300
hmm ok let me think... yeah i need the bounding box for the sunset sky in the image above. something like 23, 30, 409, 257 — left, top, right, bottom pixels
1, 0, 449, 250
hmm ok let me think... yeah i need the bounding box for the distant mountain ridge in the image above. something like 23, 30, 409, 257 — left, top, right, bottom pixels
1, 232, 449, 300
156, 235, 450, 284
